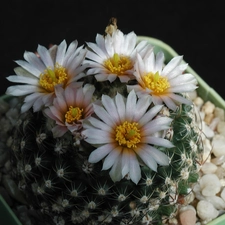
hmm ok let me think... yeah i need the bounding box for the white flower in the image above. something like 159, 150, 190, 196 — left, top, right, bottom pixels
84, 29, 153, 83
127, 51, 198, 111
44, 83, 95, 138
6, 40, 88, 113
82, 90, 174, 184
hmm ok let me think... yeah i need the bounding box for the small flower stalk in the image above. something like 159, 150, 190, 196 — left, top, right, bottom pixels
5, 18, 203, 225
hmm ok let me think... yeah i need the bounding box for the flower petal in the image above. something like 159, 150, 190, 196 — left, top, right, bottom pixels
82, 128, 112, 144
102, 147, 121, 170
88, 144, 114, 163
128, 152, 141, 184
145, 145, 169, 166
109, 157, 123, 182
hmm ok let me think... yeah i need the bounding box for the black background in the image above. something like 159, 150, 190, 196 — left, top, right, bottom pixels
1, 0, 225, 99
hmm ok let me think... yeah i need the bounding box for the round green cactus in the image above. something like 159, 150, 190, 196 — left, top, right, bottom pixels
7, 81, 202, 225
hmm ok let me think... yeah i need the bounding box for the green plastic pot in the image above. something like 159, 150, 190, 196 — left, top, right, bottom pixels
0, 195, 22, 225
1, 36, 225, 225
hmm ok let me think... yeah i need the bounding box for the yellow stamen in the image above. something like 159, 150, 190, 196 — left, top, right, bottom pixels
65, 106, 83, 124
104, 53, 133, 76
143, 71, 170, 95
115, 121, 141, 148
39, 63, 68, 92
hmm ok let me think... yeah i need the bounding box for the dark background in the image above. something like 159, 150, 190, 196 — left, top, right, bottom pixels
1, 0, 225, 99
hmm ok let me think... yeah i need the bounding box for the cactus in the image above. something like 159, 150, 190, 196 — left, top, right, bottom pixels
5, 18, 203, 225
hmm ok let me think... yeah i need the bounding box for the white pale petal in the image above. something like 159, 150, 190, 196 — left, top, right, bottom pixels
85, 61, 105, 71
88, 144, 114, 163
69, 71, 87, 83
88, 117, 112, 131
85, 51, 105, 65
135, 40, 149, 53
129, 153, 141, 184
169, 84, 197, 93
133, 95, 152, 121
115, 92, 126, 122
93, 104, 116, 127
63, 40, 78, 66
145, 145, 169, 166
23, 92, 43, 105
93, 74, 108, 82
6, 85, 38, 96
102, 147, 121, 170
64, 85, 76, 107
161, 95, 178, 111
54, 85, 67, 111
82, 128, 112, 144
37, 44, 54, 68
121, 148, 130, 177
67, 57, 86, 77
152, 95, 163, 105
44, 108, 58, 121
102, 95, 119, 122
48, 45, 57, 62
52, 125, 68, 138
95, 33, 106, 49
21, 93, 42, 112
162, 56, 183, 74
33, 96, 45, 112
165, 63, 188, 79
127, 84, 143, 94
145, 51, 155, 72
21, 101, 34, 113
118, 74, 132, 83
56, 40, 67, 65
23, 51, 46, 72
15, 60, 42, 77
42, 92, 54, 106
139, 105, 163, 127
135, 145, 158, 171
142, 136, 174, 148
169, 73, 197, 86
122, 31, 136, 54
137, 43, 154, 59
143, 117, 172, 135
135, 54, 146, 79
105, 33, 117, 55
109, 157, 123, 182
14, 66, 35, 77
169, 93, 193, 105
49, 105, 64, 122
75, 86, 85, 104
6, 75, 38, 85
86, 42, 108, 59
83, 84, 95, 105
125, 90, 137, 120
107, 74, 117, 83
155, 51, 164, 72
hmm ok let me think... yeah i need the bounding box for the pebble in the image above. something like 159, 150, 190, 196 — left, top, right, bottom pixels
200, 162, 217, 174
190, 93, 225, 224
199, 174, 221, 196
212, 134, 225, 157
196, 200, 219, 223
179, 205, 196, 225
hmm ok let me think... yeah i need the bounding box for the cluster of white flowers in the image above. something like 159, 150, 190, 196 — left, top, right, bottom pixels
5, 20, 198, 184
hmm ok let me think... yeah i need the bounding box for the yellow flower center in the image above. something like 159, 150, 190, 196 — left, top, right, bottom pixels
39, 63, 68, 92
65, 106, 83, 124
115, 121, 141, 148
104, 53, 133, 75
143, 71, 170, 95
